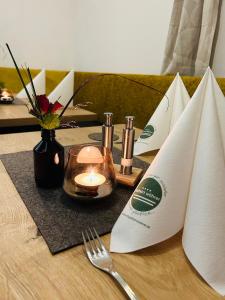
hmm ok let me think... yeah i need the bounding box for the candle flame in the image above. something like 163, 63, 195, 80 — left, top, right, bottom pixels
74, 170, 106, 187
2, 91, 9, 97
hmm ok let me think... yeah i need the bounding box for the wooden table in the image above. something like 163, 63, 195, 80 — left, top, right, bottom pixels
0, 125, 222, 300
0, 102, 97, 127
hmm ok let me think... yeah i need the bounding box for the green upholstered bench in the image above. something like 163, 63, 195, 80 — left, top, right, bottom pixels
1, 67, 225, 129
74, 72, 225, 129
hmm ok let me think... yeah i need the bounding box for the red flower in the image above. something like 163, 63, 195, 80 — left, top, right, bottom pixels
36, 95, 63, 113
49, 101, 63, 113
36, 95, 49, 113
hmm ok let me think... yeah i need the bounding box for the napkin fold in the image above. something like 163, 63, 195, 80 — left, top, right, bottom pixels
110, 67, 225, 296
134, 73, 190, 155
48, 70, 74, 107
16, 69, 46, 99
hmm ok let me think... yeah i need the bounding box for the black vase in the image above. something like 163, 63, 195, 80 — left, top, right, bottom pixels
33, 129, 64, 188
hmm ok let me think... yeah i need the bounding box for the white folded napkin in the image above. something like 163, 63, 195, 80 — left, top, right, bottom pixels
110, 67, 225, 296
134, 73, 190, 155
16, 69, 46, 99
48, 70, 74, 107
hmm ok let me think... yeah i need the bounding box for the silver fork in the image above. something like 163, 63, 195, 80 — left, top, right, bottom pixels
82, 228, 139, 300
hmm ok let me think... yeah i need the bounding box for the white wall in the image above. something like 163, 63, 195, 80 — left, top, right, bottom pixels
1, 0, 225, 76
0, 0, 172, 74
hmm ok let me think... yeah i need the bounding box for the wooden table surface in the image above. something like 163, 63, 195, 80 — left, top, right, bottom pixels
0, 125, 223, 300
0, 102, 97, 127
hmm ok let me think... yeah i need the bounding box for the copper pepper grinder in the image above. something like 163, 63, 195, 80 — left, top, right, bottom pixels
120, 116, 135, 175
102, 112, 114, 151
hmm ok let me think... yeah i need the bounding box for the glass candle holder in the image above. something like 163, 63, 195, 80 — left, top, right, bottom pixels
63, 144, 116, 201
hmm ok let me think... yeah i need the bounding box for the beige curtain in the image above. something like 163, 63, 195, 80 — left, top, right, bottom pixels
161, 0, 221, 75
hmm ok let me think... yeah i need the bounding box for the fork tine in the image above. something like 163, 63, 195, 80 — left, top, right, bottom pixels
93, 227, 107, 252
85, 229, 97, 255
88, 227, 101, 254
82, 231, 90, 254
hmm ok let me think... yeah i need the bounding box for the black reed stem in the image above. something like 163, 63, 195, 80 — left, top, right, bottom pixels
26, 67, 43, 120
5, 43, 36, 111
26, 67, 38, 107
27, 67, 37, 98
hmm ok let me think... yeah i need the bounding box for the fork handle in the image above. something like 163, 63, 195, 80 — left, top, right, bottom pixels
110, 270, 139, 300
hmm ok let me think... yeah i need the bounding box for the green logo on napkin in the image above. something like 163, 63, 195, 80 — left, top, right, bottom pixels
140, 125, 155, 139
131, 177, 162, 212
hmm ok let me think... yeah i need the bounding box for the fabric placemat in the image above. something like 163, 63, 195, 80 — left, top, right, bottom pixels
0, 147, 149, 254
88, 132, 120, 141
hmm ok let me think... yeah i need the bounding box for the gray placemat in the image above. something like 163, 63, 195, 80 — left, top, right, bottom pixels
0, 147, 149, 254
88, 132, 120, 141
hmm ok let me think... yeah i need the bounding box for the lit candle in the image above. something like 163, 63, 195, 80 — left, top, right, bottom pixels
74, 171, 106, 188
0, 89, 14, 102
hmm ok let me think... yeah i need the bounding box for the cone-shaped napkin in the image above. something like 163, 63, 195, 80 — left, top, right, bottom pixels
134, 73, 190, 155
182, 71, 225, 295
48, 70, 74, 107
16, 69, 46, 99
111, 68, 225, 295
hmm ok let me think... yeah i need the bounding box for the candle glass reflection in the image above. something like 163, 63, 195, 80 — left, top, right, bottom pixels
63, 144, 116, 201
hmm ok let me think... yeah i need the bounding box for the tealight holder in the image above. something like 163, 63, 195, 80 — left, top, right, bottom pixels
0, 88, 14, 104
63, 144, 116, 201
